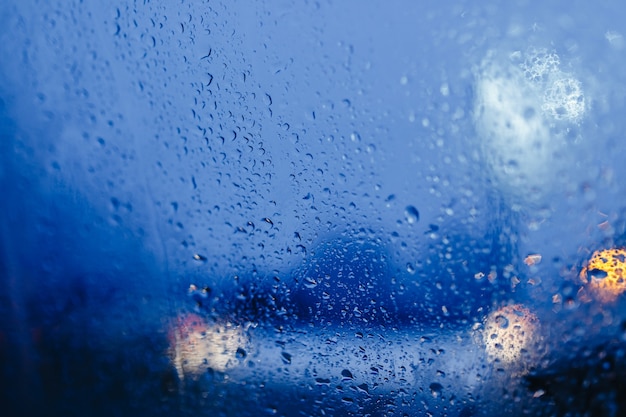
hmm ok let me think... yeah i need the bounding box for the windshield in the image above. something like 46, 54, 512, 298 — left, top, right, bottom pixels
2, 1, 626, 416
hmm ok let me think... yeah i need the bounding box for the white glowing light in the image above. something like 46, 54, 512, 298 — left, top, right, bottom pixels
473, 47, 587, 203
482, 304, 539, 365
168, 313, 249, 379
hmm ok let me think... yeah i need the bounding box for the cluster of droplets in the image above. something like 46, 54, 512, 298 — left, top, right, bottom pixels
520, 49, 561, 83
519, 48, 586, 124
542, 77, 585, 122
168, 312, 251, 379
482, 304, 540, 367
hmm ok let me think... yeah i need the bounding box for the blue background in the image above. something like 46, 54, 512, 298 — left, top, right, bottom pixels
2, 1, 626, 416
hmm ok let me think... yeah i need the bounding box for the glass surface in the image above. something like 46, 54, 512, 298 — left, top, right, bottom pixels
2, 1, 626, 416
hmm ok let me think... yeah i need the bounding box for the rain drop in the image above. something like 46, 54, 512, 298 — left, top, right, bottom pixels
315, 377, 330, 385
588, 268, 608, 280
304, 277, 318, 289
404, 205, 420, 224
495, 314, 510, 329
429, 382, 443, 398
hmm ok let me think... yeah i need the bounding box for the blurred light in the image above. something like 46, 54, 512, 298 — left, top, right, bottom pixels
483, 304, 540, 368
167, 313, 249, 379
474, 48, 586, 204
580, 248, 626, 303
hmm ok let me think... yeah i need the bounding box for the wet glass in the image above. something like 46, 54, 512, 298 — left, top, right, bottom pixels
2, 1, 626, 416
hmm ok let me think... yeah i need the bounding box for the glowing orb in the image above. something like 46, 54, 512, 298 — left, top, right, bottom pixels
580, 248, 626, 303
474, 47, 586, 204
168, 313, 248, 379
483, 304, 539, 365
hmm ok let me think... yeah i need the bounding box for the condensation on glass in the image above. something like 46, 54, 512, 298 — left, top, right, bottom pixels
1, 1, 626, 416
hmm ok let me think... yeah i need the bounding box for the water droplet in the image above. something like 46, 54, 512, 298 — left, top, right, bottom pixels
193, 254, 207, 262
304, 277, 318, 289
533, 389, 546, 398
281, 352, 292, 364
404, 206, 420, 224
495, 314, 510, 329
341, 369, 354, 380
236, 347, 247, 359
429, 382, 443, 398
589, 268, 608, 280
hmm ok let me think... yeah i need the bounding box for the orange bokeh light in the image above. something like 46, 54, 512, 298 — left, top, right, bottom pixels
580, 248, 626, 303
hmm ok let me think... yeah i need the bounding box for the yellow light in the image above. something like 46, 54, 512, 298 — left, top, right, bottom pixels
580, 248, 626, 303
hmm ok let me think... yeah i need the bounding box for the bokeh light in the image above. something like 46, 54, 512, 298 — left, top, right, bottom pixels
483, 304, 540, 367
167, 313, 249, 379
580, 248, 626, 303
